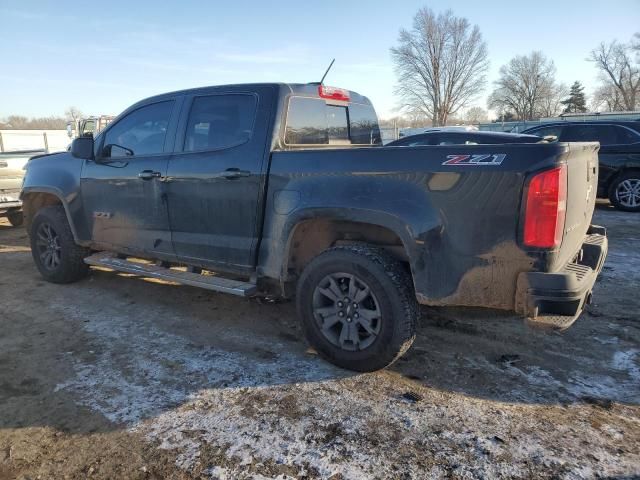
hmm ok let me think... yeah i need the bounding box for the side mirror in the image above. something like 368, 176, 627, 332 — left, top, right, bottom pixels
70, 136, 94, 160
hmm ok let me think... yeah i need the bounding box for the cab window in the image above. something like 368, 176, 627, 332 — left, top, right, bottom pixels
184, 94, 257, 152
285, 97, 381, 146
102, 101, 173, 158
349, 103, 382, 145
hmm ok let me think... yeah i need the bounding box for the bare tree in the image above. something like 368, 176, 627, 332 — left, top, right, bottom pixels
391, 8, 489, 127
488, 52, 560, 120
65, 106, 83, 123
538, 82, 568, 118
2, 115, 29, 129
29, 116, 67, 129
589, 35, 640, 111
464, 106, 488, 124
590, 84, 625, 112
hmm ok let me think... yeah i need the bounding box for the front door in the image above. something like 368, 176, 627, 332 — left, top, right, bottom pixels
166, 89, 271, 271
80, 99, 180, 258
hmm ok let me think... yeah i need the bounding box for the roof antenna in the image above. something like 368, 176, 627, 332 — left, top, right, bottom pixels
320, 58, 335, 85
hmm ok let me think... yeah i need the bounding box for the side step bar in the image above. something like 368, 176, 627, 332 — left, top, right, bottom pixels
84, 252, 257, 297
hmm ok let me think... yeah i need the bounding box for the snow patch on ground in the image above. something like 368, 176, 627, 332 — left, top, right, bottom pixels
565, 349, 640, 402
52, 296, 640, 479
53, 300, 341, 425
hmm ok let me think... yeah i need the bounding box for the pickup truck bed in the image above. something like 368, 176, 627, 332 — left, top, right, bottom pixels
260, 141, 606, 322
20, 83, 607, 371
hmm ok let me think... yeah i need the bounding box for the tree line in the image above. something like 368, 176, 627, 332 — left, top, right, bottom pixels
0, 107, 83, 130
391, 7, 640, 125
0, 115, 67, 130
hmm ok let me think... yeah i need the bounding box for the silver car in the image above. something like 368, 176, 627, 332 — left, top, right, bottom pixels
0, 150, 42, 226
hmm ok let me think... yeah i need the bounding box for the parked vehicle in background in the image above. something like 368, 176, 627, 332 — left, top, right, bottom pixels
21, 82, 607, 371
388, 130, 543, 147
1, 150, 43, 226
66, 115, 114, 140
522, 121, 640, 212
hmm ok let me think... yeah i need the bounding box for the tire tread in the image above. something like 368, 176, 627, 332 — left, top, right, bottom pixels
297, 244, 419, 371
30, 205, 90, 283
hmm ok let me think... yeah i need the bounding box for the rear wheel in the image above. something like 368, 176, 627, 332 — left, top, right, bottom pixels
609, 171, 640, 212
30, 205, 90, 283
296, 245, 418, 372
7, 210, 23, 227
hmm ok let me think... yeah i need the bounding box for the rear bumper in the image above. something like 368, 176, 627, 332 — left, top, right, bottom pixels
516, 225, 608, 329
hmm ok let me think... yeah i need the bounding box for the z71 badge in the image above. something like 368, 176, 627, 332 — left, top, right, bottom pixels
442, 154, 506, 166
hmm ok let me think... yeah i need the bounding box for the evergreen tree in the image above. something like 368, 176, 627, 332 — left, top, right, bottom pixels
561, 81, 587, 113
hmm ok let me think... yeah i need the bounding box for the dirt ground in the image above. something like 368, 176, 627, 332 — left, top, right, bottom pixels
0, 201, 638, 480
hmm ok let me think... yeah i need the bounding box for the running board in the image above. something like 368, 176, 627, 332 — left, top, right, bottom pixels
84, 252, 257, 297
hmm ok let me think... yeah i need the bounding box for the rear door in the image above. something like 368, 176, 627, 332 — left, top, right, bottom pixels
166, 87, 273, 271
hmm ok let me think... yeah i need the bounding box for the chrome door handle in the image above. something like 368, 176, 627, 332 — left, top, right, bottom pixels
218, 168, 251, 180
138, 170, 162, 180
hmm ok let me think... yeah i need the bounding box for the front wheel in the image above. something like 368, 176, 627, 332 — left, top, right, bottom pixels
30, 205, 90, 283
608, 172, 640, 212
296, 246, 418, 372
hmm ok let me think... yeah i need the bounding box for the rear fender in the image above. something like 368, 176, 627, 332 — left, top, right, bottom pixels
281, 206, 418, 267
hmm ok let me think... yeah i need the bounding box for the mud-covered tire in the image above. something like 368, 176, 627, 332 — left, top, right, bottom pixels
30, 205, 90, 283
7, 210, 23, 227
608, 171, 640, 212
296, 245, 418, 372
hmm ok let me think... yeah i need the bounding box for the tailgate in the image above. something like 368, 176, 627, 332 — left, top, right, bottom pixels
556, 142, 599, 269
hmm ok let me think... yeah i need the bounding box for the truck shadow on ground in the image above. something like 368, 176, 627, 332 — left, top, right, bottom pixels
0, 207, 638, 438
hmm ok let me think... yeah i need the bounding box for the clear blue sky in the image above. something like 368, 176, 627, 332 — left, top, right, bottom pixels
1, 0, 638, 119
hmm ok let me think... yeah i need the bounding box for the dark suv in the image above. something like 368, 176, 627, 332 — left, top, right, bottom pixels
522, 121, 640, 211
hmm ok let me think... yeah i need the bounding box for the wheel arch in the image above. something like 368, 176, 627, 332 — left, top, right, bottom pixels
21, 188, 79, 242
278, 208, 418, 294
613, 167, 640, 180
607, 167, 640, 194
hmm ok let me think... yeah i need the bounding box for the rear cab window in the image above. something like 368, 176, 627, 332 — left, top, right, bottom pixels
284, 94, 381, 147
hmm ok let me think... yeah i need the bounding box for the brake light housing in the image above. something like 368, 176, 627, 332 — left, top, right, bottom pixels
523, 165, 567, 249
318, 85, 350, 102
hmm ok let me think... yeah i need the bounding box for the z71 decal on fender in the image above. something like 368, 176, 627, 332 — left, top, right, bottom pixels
442, 154, 506, 166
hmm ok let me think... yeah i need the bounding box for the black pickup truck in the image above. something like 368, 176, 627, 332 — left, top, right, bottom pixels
21, 83, 608, 371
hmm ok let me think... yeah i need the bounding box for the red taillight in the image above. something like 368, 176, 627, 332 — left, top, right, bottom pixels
523, 165, 567, 248
318, 85, 350, 102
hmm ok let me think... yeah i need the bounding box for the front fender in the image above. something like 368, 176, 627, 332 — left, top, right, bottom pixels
21, 187, 80, 242
21, 153, 87, 242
